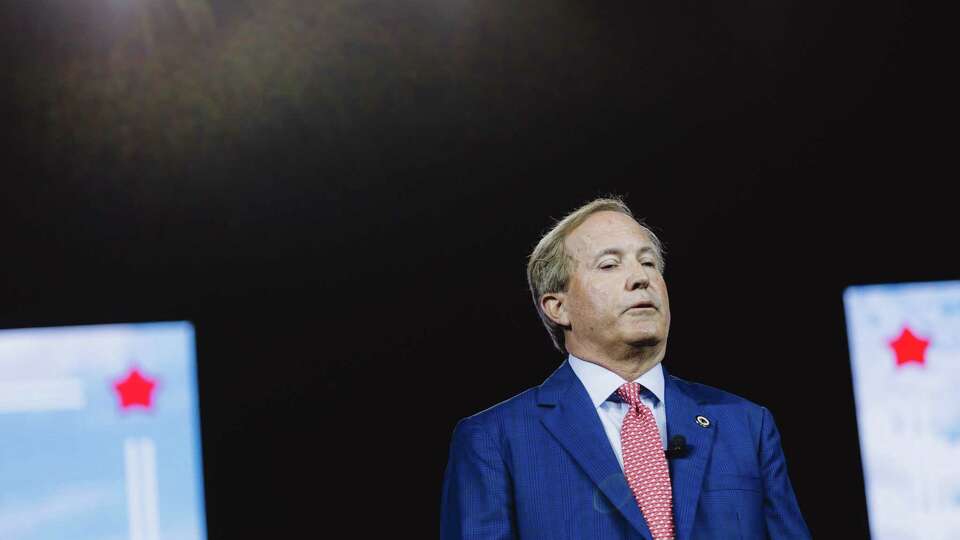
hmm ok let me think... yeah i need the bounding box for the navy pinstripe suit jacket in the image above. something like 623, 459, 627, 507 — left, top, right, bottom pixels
440, 360, 812, 539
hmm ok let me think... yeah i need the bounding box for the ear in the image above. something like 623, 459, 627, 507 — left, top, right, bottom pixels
540, 292, 571, 328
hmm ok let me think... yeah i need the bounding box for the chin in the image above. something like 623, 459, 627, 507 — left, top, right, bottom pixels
625, 333, 663, 348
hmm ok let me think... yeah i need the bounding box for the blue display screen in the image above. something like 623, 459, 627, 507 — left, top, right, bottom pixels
0, 321, 206, 540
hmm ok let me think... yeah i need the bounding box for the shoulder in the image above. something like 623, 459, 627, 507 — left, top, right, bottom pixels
453, 358, 571, 432
454, 385, 540, 433
669, 374, 764, 411
668, 373, 773, 440
447, 362, 567, 456
444, 385, 542, 470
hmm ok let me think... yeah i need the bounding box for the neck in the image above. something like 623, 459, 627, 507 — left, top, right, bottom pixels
566, 339, 666, 382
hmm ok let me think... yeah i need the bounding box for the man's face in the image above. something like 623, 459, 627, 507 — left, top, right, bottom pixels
555, 211, 671, 354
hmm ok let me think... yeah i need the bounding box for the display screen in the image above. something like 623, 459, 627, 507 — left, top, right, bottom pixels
0, 321, 207, 540
844, 281, 960, 539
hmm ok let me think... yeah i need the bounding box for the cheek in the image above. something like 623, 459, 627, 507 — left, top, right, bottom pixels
657, 280, 670, 309
570, 284, 607, 322
587, 285, 616, 312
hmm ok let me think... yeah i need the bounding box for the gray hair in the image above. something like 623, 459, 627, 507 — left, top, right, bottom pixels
526, 197, 666, 354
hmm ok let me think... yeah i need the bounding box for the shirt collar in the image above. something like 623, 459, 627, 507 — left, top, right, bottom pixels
567, 353, 665, 409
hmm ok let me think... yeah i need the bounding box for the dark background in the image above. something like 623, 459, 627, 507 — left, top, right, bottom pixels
2, 0, 955, 537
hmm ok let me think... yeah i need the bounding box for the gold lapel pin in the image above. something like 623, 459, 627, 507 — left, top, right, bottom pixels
695, 415, 711, 428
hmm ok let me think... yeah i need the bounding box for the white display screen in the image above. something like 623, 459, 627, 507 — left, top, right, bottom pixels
844, 281, 960, 539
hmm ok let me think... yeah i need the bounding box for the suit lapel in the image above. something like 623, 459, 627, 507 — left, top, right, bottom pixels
537, 360, 654, 539
662, 365, 715, 540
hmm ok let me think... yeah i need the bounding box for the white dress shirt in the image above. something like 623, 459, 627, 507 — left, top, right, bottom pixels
567, 354, 668, 472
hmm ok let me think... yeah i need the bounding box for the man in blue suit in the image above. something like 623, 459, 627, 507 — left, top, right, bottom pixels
441, 197, 811, 539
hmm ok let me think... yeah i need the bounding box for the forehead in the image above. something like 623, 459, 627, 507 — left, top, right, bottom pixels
564, 211, 653, 258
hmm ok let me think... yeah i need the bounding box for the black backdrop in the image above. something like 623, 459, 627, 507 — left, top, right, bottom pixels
2, 0, 955, 537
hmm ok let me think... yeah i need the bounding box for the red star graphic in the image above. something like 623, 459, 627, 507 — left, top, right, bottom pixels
889, 326, 930, 368
113, 366, 158, 410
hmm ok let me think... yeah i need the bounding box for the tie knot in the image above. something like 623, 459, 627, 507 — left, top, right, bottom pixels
617, 382, 645, 408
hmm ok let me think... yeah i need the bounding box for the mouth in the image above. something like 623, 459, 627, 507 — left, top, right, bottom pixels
625, 302, 656, 312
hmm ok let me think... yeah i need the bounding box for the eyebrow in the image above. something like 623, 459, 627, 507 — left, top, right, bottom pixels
591, 246, 657, 265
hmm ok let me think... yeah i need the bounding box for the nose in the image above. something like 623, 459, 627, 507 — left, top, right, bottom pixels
626, 263, 650, 290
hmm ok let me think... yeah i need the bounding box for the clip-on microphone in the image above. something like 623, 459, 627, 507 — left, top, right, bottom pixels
664, 435, 688, 459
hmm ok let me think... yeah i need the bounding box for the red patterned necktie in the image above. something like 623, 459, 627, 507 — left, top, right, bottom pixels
617, 382, 676, 540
